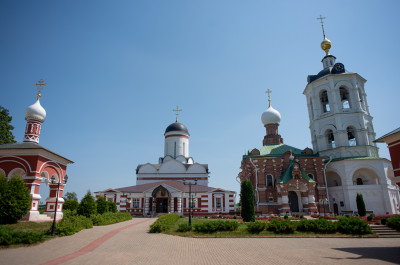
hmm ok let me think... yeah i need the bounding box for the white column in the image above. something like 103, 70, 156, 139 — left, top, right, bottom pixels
177, 196, 182, 215
145, 197, 150, 214
170, 198, 174, 213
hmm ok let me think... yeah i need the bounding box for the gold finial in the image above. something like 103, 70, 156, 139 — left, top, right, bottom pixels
316, 15, 332, 56
35, 79, 46, 100
265, 89, 272, 107
172, 105, 182, 122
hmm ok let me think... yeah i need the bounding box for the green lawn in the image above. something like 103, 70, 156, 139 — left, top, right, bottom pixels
2, 221, 52, 233
0, 221, 53, 248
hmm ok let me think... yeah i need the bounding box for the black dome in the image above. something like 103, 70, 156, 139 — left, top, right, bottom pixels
165, 122, 189, 134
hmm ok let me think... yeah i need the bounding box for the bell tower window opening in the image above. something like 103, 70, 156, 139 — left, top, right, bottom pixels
326, 129, 335, 149
347, 126, 357, 146
340, 87, 350, 109
320, 90, 330, 113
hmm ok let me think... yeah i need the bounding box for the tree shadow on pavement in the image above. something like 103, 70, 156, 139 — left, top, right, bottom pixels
326, 247, 400, 264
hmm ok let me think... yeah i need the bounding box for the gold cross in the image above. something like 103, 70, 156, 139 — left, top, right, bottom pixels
172, 105, 182, 122
265, 89, 272, 107
35, 79, 46, 100
316, 15, 326, 38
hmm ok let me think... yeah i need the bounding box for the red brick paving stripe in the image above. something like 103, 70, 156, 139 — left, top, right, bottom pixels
41, 219, 151, 265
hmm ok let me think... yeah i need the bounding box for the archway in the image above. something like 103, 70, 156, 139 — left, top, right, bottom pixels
352, 168, 379, 185
326, 171, 342, 187
152, 185, 170, 213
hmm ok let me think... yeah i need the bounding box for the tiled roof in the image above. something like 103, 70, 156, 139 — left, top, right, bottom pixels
0, 142, 73, 163
100, 180, 233, 193
242, 144, 318, 161
328, 156, 380, 163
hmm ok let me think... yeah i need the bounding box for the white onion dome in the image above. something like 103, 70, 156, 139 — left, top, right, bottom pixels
25, 100, 46, 122
261, 105, 281, 125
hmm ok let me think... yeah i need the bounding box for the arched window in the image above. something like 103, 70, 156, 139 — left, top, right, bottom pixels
320, 90, 330, 113
326, 129, 335, 149
307, 174, 314, 180
340, 87, 350, 109
356, 178, 363, 185
347, 126, 357, 146
266, 175, 273, 187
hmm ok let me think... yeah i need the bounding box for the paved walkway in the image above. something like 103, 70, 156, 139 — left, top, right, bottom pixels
1, 218, 400, 265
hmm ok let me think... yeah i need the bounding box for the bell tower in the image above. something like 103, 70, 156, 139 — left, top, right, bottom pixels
303, 16, 378, 159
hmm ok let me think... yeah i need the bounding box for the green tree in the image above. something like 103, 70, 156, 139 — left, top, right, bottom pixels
0, 106, 16, 145
77, 191, 97, 217
0, 174, 31, 224
356, 193, 366, 216
63, 192, 78, 201
63, 200, 79, 211
241, 180, 255, 222
106, 201, 117, 213
96, 197, 108, 214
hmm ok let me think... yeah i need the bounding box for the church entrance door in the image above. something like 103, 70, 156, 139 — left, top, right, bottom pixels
157, 198, 168, 213
333, 203, 339, 215
288, 191, 299, 212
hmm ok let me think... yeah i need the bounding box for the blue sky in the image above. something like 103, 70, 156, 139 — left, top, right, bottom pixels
1, 1, 399, 200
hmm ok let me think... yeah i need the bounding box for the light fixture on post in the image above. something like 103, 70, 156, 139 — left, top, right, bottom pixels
51, 174, 68, 236
183, 179, 197, 227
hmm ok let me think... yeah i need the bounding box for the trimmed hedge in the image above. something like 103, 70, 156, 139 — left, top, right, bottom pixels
246, 221, 266, 234
177, 223, 192, 232
193, 220, 239, 233
150, 213, 180, 233
387, 216, 400, 231
336, 217, 371, 235
296, 219, 336, 234
55, 213, 93, 236
91, 212, 132, 226
0, 226, 46, 246
267, 219, 296, 234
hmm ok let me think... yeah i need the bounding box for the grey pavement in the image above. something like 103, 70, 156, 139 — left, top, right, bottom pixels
1, 218, 400, 265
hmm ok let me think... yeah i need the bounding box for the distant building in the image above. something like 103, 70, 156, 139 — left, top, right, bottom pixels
0, 81, 73, 221
95, 113, 236, 216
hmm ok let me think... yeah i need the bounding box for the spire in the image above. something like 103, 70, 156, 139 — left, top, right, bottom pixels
265, 89, 272, 107
172, 105, 182, 122
317, 15, 332, 56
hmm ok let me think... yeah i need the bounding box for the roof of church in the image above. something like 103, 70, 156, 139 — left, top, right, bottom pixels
0, 142, 74, 163
277, 159, 315, 184
136, 162, 208, 172
165, 122, 189, 135
307, 66, 351, 84
101, 180, 233, 193
374, 127, 400, 142
243, 144, 318, 161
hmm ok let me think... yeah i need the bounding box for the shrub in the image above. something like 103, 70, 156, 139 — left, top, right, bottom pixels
149, 213, 180, 233
193, 220, 239, 233
91, 212, 132, 226
0, 175, 31, 224
247, 222, 266, 234
387, 216, 400, 231
96, 197, 108, 214
267, 219, 295, 234
336, 217, 371, 235
55, 214, 93, 236
367, 214, 373, 222
296, 219, 336, 234
204, 215, 208, 219
233, 215, 237, 219
77, 191, 97, 217
63, 200, 79, 211
106, 201, 117, 213
284, 214, 288, 219
0, 226, 46, 246
177, 223, 192, 232
241, 180, 255, 222
380, 217, 387, 225
356, 193, 366, 217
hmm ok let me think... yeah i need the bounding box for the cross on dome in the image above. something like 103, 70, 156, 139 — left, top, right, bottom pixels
316, 15, 326, 38
316, 15, 332, 55
35, 79, 46, 100
172, 105, 182, 122
265, 89, 272, 107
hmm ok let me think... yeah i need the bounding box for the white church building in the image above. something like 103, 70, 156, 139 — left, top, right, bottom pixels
95, 115, 236, 216
303, 24, 400, 215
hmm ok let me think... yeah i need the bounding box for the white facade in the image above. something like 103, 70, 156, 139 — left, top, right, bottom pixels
303, 44, 400, 215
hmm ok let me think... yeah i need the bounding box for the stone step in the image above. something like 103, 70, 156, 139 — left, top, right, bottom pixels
370, 225, 400, 238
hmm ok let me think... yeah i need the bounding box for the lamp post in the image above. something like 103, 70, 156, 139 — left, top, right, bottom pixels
183, 179, 197, 227
51, 174, 68, 236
